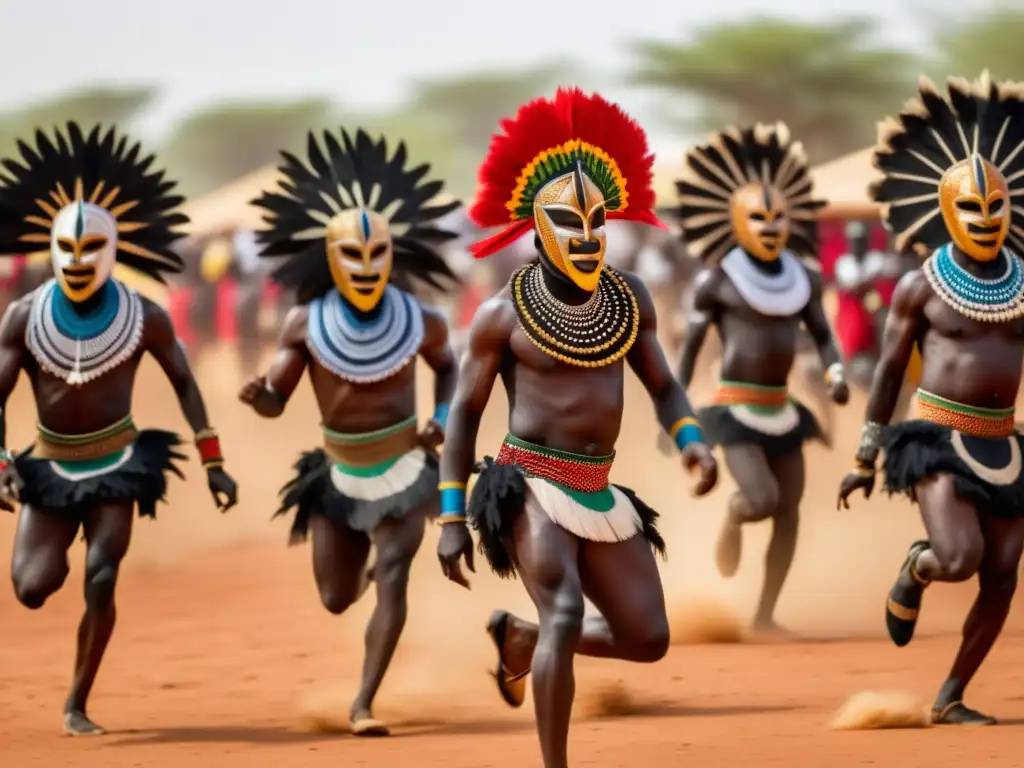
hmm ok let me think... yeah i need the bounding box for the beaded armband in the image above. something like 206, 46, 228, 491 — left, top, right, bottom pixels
670, 417, 705, 451
854, 421, 883, 466
195, 428, 224, 470
432, 402, 450, 432
438, 481, 467, 522
0, 447, 12, 472
825, 362, 845, 387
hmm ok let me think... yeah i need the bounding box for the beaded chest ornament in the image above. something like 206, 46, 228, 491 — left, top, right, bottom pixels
27, 278, 143, 386
923, 245, 1024, 322
306, 284, 424, 383
511, 263, 639, 367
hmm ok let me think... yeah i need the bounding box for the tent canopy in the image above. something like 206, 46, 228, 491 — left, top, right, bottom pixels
809, 147, 879, 219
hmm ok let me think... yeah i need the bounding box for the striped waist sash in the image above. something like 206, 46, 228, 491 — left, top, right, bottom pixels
495, 434, 614, 493
322, 416, 419, 467
34, 414, 138, 461
915, 389, 1016, 438
712, 380, 789, 410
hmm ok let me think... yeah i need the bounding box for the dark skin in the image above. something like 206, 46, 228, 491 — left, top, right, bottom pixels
0, 286, 237, 736
437, 259, 717, 768
838, 246, 1024, 720
678, 250, 848, 633
239, 296, 456, 728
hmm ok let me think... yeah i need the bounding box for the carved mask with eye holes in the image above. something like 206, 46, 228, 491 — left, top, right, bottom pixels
325, 208, 393, 312
50, 201, 118, 302
729, 182, 790, 262
939, 154, 1010, 262
533, 161, 607, 293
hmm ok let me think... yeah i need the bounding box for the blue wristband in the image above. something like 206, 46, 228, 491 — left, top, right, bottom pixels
432, 402, 450, 432
672, 418, 704, 450
439, 482, 466, 517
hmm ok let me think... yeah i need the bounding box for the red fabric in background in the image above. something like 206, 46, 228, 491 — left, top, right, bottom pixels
216, 279, 238, 341
818, 218, 892, 360
167, 286, 194, 347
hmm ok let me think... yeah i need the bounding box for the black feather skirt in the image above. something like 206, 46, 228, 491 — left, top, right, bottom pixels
14, 430, 186, 518
698, 399, 823, 455
276, 448, 439, 544
467, 457, 665, 579
882, 421, 1024, 516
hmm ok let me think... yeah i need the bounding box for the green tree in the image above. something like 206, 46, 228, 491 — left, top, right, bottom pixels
628, 17, 921, 162
405, 62, 585, 191
159, 98, 338, 197
927, 2, 1024, 81
0, 86, 156, 159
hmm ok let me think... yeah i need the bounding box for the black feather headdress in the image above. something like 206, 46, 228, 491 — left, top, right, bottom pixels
871, 71, 1024, 256
0, 122, 187, 280
251, 128, 460, 303
675, 122, 826, 263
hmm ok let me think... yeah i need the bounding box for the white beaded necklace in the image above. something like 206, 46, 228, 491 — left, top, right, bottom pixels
27, 279, 144, 386
719, 247, 811, 317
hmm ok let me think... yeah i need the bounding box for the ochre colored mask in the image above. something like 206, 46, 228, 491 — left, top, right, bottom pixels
533, 162, 607, 292
50, 201, 118, 302
938, 154, 1009, 262
326, 208, 393, 312
729, 182, 790, 262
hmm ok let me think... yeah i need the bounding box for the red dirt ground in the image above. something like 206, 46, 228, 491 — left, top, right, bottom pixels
3, 349, 1024, 767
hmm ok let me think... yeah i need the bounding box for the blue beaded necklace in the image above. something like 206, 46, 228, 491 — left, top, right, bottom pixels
923, 244, 1024, 322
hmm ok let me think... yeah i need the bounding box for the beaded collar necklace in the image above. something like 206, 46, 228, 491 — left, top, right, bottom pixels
306, 284, 424, 384
719, 247, 811, 317
923, 244, 1024, 322
511, 263, 639, 367
27, 278, 144, 386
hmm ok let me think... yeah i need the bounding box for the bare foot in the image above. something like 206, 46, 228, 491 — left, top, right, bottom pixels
931, 701, 997, 726
63, 709, 106, 736
349, 707, 390, 736
715, 519, 742, 578
751, 620, 799, 643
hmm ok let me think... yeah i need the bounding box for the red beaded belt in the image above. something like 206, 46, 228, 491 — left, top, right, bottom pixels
495, 434, 614, 493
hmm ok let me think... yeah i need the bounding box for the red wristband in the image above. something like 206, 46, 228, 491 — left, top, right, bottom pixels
195, 429, 223, 467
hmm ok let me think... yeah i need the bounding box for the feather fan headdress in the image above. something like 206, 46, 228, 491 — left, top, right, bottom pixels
0, 122, 187, 279
469, 87, 663, 258
675, 122, 826, 263
871, 71, 1024, 256
252, 128, 460, 303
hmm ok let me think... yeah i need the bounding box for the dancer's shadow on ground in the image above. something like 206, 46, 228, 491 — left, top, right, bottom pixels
103, 703, 804, 745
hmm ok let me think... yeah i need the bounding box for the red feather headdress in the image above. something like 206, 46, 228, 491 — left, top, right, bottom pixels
469, 87, 664, 259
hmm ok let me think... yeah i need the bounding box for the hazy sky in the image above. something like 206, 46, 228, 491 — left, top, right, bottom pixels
1, 0, 924, 149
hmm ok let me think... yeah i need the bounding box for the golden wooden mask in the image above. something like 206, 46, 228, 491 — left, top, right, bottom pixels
325, 208, 393, 312
51, 201, 119, 302
533, 163, 607, 293
938, 154, 1009, 262
729, 182, 790, 262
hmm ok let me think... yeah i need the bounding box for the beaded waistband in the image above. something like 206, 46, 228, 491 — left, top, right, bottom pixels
322, 416, 419, 467
712, 380, 789, 410
34, 414, 138, 461
915, 389, 1016, 438
495, 434, 614, 493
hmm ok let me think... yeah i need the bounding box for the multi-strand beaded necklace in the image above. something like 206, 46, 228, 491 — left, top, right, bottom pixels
306, 284, 424, 384
511, 263, 639, 367
923, 244, 1024, 322
27, 278, 144, 386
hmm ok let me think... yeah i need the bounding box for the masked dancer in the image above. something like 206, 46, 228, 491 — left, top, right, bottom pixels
838, 73, 1024, 725
674, 123, 849, 634
0, 123, 238, 736
239, 128, 459, 736
435, 88, 718, 768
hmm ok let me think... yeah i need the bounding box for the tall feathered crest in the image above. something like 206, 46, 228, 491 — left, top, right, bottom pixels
0, 122, 187, 280
871, 71, 1024, 256
469, 87, 663, 259
675, 122, 826, 263
251, 128, 460, 303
